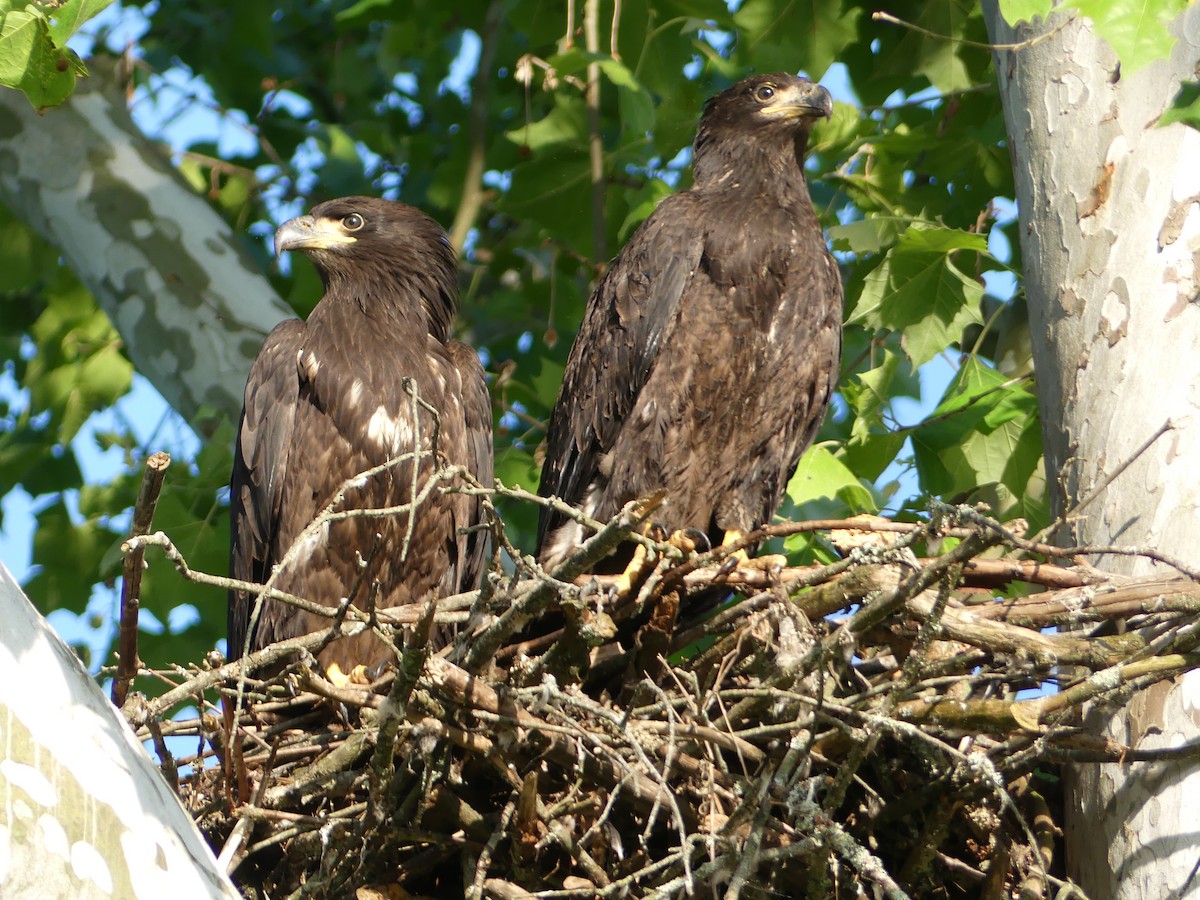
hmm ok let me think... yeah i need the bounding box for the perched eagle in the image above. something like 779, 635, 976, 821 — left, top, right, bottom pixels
228, 197, 492, 676
537, 74, 842, 574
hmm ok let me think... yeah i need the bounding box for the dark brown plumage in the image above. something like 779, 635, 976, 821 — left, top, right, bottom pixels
228, 197, 492, 672
536, 74, 842, 572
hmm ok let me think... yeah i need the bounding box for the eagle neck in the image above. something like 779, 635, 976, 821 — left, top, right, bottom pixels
693, 131, 815, 213
320, 259, 456, 345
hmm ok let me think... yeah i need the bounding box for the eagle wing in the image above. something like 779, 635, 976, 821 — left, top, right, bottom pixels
536, 193, 704, 551
227, 318, 304, 661
447, 341, 493, 594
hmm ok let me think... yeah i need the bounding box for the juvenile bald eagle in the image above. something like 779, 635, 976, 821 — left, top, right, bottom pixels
537, 74, 842, 574
228, 197, 492, 674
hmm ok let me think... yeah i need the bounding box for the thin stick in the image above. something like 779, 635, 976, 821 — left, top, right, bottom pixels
112, 451, 170, 708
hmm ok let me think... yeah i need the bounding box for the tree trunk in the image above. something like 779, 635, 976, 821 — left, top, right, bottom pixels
0, 562, 239, 898
0, 60, 291, 430
984, 4, 1200, 897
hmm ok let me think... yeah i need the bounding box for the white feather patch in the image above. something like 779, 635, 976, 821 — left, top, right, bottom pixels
366, 406, 412, 454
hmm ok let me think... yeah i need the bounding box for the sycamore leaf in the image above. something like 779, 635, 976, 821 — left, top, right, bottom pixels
828, 217, 911, 255
1069, 0, 1186, 73
45, 0, 113, 44
910, 359, 1041, 514
506, 92, 589, 151
733, 0, 862, 78
786, 444, 876, 514
999, 0, 1054, 25
842, 353, 901, 440
0, 2, 91, 109
851, 227, 988, 367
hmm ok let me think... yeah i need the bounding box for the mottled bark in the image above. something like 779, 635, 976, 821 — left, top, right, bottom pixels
0, 563, 238, 898
984, 3, 1200, 897
0, 63, 291, 430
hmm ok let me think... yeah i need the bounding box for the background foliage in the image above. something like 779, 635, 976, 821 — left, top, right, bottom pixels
2, 0, 1176, 686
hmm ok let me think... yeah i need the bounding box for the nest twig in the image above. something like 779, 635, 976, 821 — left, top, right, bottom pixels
121, 484, 1200, 899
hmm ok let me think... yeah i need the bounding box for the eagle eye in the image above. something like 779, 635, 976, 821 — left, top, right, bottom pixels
342, 213, 365, 231
754, 84, 776, 103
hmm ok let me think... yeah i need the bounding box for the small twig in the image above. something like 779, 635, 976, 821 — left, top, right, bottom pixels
872, 9, 1075, 52
467, 791, 518, 900
113, 451, 170, 708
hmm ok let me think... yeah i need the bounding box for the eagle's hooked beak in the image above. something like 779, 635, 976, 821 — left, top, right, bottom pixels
766, 81, 834, 121
274, 215, 358, 256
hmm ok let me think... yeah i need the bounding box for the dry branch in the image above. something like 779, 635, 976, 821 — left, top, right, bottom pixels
112, 451, 170, 708
121, 488, 1200, 899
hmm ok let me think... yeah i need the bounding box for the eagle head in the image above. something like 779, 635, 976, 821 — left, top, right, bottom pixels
274, 196, 458, 339
692, 73, 833, 188
702, 73, 833, 132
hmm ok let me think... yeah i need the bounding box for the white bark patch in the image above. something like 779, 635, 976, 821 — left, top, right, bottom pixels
70, 840, 113, 894
1179, 669, 1200, 720
0, 563, 239, 898
37, 814, 69, 859
0, 760, 57, 807
0, 824, 10, 882
1097, 280, 1130, 346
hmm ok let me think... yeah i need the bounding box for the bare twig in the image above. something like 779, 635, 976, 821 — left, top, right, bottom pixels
113, 451, 170, 709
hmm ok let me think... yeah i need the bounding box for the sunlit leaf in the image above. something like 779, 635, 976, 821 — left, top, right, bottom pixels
851, 227, 988, 367
786, 444, 876, 514
1070, 0, 1186, 73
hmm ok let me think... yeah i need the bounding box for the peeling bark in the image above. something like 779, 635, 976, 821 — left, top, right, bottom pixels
0, 62, 292, 430
985, 4, 1200, 897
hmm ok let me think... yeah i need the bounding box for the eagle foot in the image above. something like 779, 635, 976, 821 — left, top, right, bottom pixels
612, 523, 672, 598
719, 530, 786, 574
668, 528, 711, 555
612, 543, 651, 599
326, 662, 372, 687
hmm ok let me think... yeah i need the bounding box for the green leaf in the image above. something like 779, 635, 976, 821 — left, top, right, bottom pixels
828, 217, 912, 255
999, 0, 1053, 25
45, 0, 114, 45
1069, 0, 1186, 73
786, 444, 876, 514
25, 285, 134, 443
842, 353, 900, 439
910, 359, 1042, 515
1160, 81, 1200, 131
841, 429, 908, 484
837, 350, 911, 483
0, 4, 87, 109
851, 227, 988, 367
733, 0, 862, 78
505, 92, 589, 152
27, 498, 112, 615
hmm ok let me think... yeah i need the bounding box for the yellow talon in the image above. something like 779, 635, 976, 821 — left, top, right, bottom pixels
721, 529, 786, 572
326, 662, 372, 687
613, 542, 651, 598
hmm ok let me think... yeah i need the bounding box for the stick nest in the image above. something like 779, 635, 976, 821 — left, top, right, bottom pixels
123, 489, 1200, 900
